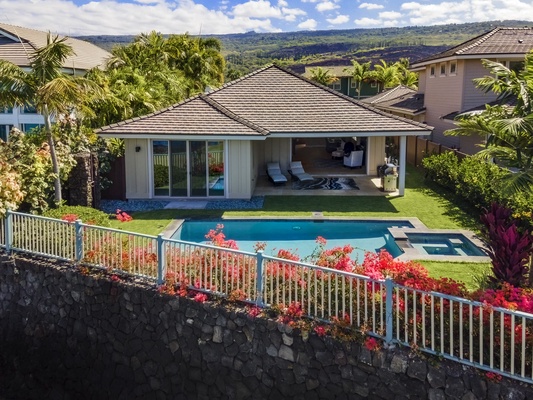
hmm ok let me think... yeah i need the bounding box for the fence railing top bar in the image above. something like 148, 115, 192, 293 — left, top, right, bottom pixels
164, 237, 257, 256
81, 223, 157, 240
262, 253, 377, 281
9, 211, 73, 225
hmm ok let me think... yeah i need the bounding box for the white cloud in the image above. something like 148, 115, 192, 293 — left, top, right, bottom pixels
316, 1, 340, 12
326, 14, 349, 24
298, 18, 318, 29
353, 17, 382, 26
278, 0, 288, 6
401, 0, 533, 26
232, 0, 283, 18
358, 2, 384, 10
379, 11, 402, 19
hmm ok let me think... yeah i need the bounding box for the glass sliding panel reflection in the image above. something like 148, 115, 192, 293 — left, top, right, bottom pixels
170, 141, 187, 197
208, 141, 224, 197
153, 141, 169, 196
190, 141, 207, 197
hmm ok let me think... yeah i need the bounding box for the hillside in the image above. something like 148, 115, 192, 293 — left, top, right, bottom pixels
77, 20, 532, 75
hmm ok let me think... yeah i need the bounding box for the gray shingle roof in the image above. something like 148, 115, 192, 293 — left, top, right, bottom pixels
98, 65, 432, 137
362, 85, 425, 115
0, 23, 111, 71
412, 27, 533, 67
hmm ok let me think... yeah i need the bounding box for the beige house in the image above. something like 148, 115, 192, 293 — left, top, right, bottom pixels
97, 65, 431, 199
0, 23, 111, 141
410, 27, 533, 154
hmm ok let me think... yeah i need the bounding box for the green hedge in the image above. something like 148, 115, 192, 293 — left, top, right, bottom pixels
43, 206, 111, 227
422, 152, 533, 229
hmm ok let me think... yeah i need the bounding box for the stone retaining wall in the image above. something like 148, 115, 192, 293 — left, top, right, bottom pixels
0, 254, 531, 399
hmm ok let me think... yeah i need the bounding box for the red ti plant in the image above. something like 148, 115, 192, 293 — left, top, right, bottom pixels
480, 203, 533, 287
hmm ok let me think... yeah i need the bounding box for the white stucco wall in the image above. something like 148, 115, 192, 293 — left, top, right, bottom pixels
124, 139, 150, 199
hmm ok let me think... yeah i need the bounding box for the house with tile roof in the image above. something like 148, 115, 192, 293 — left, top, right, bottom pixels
0, 23, 111, 141
303, 66, 380, 99
410, 27, 533, 154
97, 65, 431, 200
362, 85, 425, 122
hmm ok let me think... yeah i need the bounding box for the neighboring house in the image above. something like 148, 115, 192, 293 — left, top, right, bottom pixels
97, 65, 431, 199
0, 23, 111, 141
410, 27, 533, 154
303, 66, 380, 99
362, 85, 425, 123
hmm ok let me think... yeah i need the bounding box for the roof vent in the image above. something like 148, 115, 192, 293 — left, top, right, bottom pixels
519, 39, 524, 43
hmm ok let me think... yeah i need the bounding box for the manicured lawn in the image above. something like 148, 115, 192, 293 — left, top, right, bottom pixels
415, 260, 491, 291
110, 166, 482, 233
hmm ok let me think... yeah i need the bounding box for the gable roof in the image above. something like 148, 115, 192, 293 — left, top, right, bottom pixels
0, 23, 111, 71
411, 27, 533, 68
362, 85, 425, 115
98, 65, 432, 138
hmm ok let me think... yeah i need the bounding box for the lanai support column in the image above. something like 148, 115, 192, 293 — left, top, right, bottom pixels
398, 135, 406, 196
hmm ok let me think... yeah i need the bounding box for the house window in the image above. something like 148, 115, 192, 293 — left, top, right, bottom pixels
22, 104, 37, 113
440, 64, 446, 76
509, 61, 524, 73
370, 81, 377, 88
0, 125, 12, 141
329, 83, 341, 91
1, 106, 13, 113
450, 62, 457, 75
350, 80, 357, 88
21, 123, 43, 133
430, 65, 436, 77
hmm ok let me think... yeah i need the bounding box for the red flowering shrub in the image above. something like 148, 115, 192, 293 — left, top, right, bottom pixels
247, 306, 262, 318
61, 213, 79, 223
194, 292, 208, 303
116, 209, 133, 222
364, 337, 380, 351
205, 224, 238, 249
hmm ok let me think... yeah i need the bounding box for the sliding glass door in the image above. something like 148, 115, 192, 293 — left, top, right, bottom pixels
153, 140, 224, 197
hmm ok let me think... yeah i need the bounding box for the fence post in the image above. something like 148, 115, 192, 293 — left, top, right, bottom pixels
5, 210, 13, 254
75, 219, 83, 263
157, 234, 165, 286
385, 277, 394, 345
255, 250, 264, 307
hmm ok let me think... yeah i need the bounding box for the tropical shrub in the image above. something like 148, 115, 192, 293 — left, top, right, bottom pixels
43, 205, 111, 227
153, 164, 169, 188
480, 203, 533, 287
0, 160, 24, 217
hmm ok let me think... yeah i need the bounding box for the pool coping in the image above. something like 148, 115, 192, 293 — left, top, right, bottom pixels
163, 216, 490, 263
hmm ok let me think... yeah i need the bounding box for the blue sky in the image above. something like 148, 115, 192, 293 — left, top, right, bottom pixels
2, 0, 533, 36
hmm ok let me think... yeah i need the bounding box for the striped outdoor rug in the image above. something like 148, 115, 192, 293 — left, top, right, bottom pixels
291, 177, 359, 190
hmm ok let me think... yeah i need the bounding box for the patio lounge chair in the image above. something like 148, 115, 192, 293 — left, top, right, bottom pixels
266, 162, 288, 185
288, 161, 314, 182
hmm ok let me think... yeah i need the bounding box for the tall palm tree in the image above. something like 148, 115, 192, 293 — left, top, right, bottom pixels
371, 60, 400, 92
0, 34, 103, 204
395, 58, 418, 89
345, 60, 371, 99
308, 67, 338, 86
446, 52, 533, 194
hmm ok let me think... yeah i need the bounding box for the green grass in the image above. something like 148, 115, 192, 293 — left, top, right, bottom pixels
416, 260, 492, 291
109, 166, 482, 233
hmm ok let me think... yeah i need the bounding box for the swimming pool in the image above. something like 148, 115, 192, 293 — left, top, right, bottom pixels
406, 233, 487, 257
172, 219, 413, 260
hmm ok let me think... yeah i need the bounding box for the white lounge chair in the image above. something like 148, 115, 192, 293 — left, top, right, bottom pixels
343, 150, 364, 168
266, 162, 288, 185
288, 161, 314, 182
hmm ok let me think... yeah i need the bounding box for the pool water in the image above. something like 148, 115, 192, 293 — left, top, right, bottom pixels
172, 219, 413, 260
406, 233, 486, 257
210, 177, 224, 190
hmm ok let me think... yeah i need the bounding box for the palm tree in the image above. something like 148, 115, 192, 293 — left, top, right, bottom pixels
0, 34, 103, 204
395, 58, 418, 89
308, 67, 338, 86
446, 52, 533, 194
166, 34, 226, 96
345, 60, 371, 99
371, 60, 400, 92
